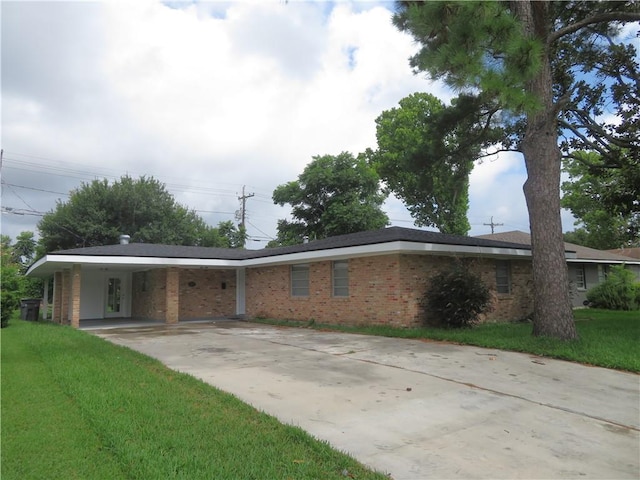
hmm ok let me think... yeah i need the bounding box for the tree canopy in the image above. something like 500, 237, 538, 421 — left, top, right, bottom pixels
270, 152, 389, 246
562, 151, 639, 249
38, 176, 244, 252
393, 1, 639, 340
369, 92, 479, 235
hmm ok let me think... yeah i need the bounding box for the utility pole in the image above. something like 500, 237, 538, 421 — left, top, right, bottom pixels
483, 216, 504, 234
236, 185, 254, 229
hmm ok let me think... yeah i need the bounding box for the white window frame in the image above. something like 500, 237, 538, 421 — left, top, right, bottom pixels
575, 265, 586, 290
332, 260, 349, 297
291, 264, 309, 297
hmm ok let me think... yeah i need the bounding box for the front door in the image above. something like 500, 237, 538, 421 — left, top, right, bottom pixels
105, 276, 124, 317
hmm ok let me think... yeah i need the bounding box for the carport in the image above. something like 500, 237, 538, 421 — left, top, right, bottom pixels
26, 241, 247, 327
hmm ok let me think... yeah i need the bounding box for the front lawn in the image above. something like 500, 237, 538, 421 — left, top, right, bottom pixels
256, 309, 640, 372
0, 320, 387, 480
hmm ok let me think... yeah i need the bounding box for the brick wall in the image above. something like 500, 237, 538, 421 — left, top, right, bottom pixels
132, 269, 167, 321
476, 258, 533, 322
245, 254, 534, 327
245, 254, 425, 326
132, 268, 236, 321
178, 269, 236, 319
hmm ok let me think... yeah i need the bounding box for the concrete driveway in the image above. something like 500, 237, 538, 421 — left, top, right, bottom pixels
93, 320, 640, 480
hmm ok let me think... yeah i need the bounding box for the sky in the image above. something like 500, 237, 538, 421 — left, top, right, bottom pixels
1, 0, 577, 248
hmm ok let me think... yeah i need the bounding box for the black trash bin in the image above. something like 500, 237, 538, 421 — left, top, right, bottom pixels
20, 299, 41, 321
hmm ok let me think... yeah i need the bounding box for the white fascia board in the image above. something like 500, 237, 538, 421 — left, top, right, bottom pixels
28, 254, 242, 275
567, 258, 640, 265
245, 241, 533, 267
26, 255, 49, 276
28, 241, 538, 276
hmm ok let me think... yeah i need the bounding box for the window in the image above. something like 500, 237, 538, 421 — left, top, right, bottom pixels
333, 260, 349, 297
291, 264, 309, 297
575, 265, 586, 290
597, 264, 609, 284
496, 261, 511, 294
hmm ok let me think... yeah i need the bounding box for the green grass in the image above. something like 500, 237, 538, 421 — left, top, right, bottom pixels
255, 309, 640, 373
1, 320, 388, 480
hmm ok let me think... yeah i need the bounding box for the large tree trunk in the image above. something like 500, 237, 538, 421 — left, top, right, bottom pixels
515, 1, 578, 340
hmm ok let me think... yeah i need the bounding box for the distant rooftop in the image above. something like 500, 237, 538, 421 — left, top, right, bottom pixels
476, 231, 639, 263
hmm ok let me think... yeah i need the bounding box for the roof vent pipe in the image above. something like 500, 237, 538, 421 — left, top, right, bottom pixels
119, 235, 131, 245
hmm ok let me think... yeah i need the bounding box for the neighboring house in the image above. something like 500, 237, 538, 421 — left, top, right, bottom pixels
28, 226, 579, 328
477, 231, 640, 307
607, 247, 640, 260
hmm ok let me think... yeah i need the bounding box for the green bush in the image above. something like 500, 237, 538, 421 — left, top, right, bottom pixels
1, 253, 23, 328
423, 260, 493, 328
586, 265, 640, 311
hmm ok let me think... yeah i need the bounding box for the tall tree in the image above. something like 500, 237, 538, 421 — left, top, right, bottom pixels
270, 152, 389, 246
562, 151, 639, 249
11, 231, 37, 272
393, 1, 639, 339
370, 92, 486, 235
38, 176, 241, 251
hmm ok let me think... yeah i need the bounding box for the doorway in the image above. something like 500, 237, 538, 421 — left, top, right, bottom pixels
105, 276, 124, 317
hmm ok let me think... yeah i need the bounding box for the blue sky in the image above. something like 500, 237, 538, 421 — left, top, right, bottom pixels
1, 0, 577, 246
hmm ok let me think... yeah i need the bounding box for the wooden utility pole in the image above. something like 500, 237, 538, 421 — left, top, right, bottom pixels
237, 185, 254, 229
483, 216, 504, 234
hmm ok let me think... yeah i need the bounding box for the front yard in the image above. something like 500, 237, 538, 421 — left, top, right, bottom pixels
0, 320, 387, 480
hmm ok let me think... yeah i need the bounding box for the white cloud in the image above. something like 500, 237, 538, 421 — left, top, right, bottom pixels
0, 0, 561, 246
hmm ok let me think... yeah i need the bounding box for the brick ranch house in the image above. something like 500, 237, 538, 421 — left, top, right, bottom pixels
27, 226, 598, 328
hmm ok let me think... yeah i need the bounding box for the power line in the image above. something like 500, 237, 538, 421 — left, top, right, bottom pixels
1, 182, 69, 197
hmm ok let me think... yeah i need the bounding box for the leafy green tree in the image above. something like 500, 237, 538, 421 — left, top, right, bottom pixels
393, 1, 639, 340
270, 152, 389, 246
369, 92, 478, 235
11, 231, 37, 271
38, 176, 231, 251
1, 236, 27, 327
562, 151, 639, 249
201, 221, 248, 249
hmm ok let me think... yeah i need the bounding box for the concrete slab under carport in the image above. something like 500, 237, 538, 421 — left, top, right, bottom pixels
93, 321, 640, 480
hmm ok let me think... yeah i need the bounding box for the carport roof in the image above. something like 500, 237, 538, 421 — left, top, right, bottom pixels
28, 226, 536, 276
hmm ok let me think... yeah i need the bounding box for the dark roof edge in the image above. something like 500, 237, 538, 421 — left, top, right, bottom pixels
48, 226, 533, 261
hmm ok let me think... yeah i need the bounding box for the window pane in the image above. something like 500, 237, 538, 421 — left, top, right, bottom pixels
575, 266, 586, 289
333, 260, 349, 297
496, 261, 511, 294
291, 264, 309, 297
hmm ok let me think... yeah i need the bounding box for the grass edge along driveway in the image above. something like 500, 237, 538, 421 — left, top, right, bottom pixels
1, 320, 389, 480
256, 309, 640, 373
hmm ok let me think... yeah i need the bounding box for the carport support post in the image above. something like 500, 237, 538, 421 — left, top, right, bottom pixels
53, 271, 62, 324
236, 267, 245, 317
61, 269, 71, 325
71, 264, 81, 328
166, 268, 179, 324
42, 278, 49, 320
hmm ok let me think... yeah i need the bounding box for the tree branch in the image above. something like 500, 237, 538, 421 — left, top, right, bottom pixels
567, 108, 636, 149
558, 118, 610, 158
549, 11, 640, 45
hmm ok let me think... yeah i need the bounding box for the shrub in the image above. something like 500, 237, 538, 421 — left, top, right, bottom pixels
423, 260, 493, 328
586, 265, 640, 311
1, 258, 22, 328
